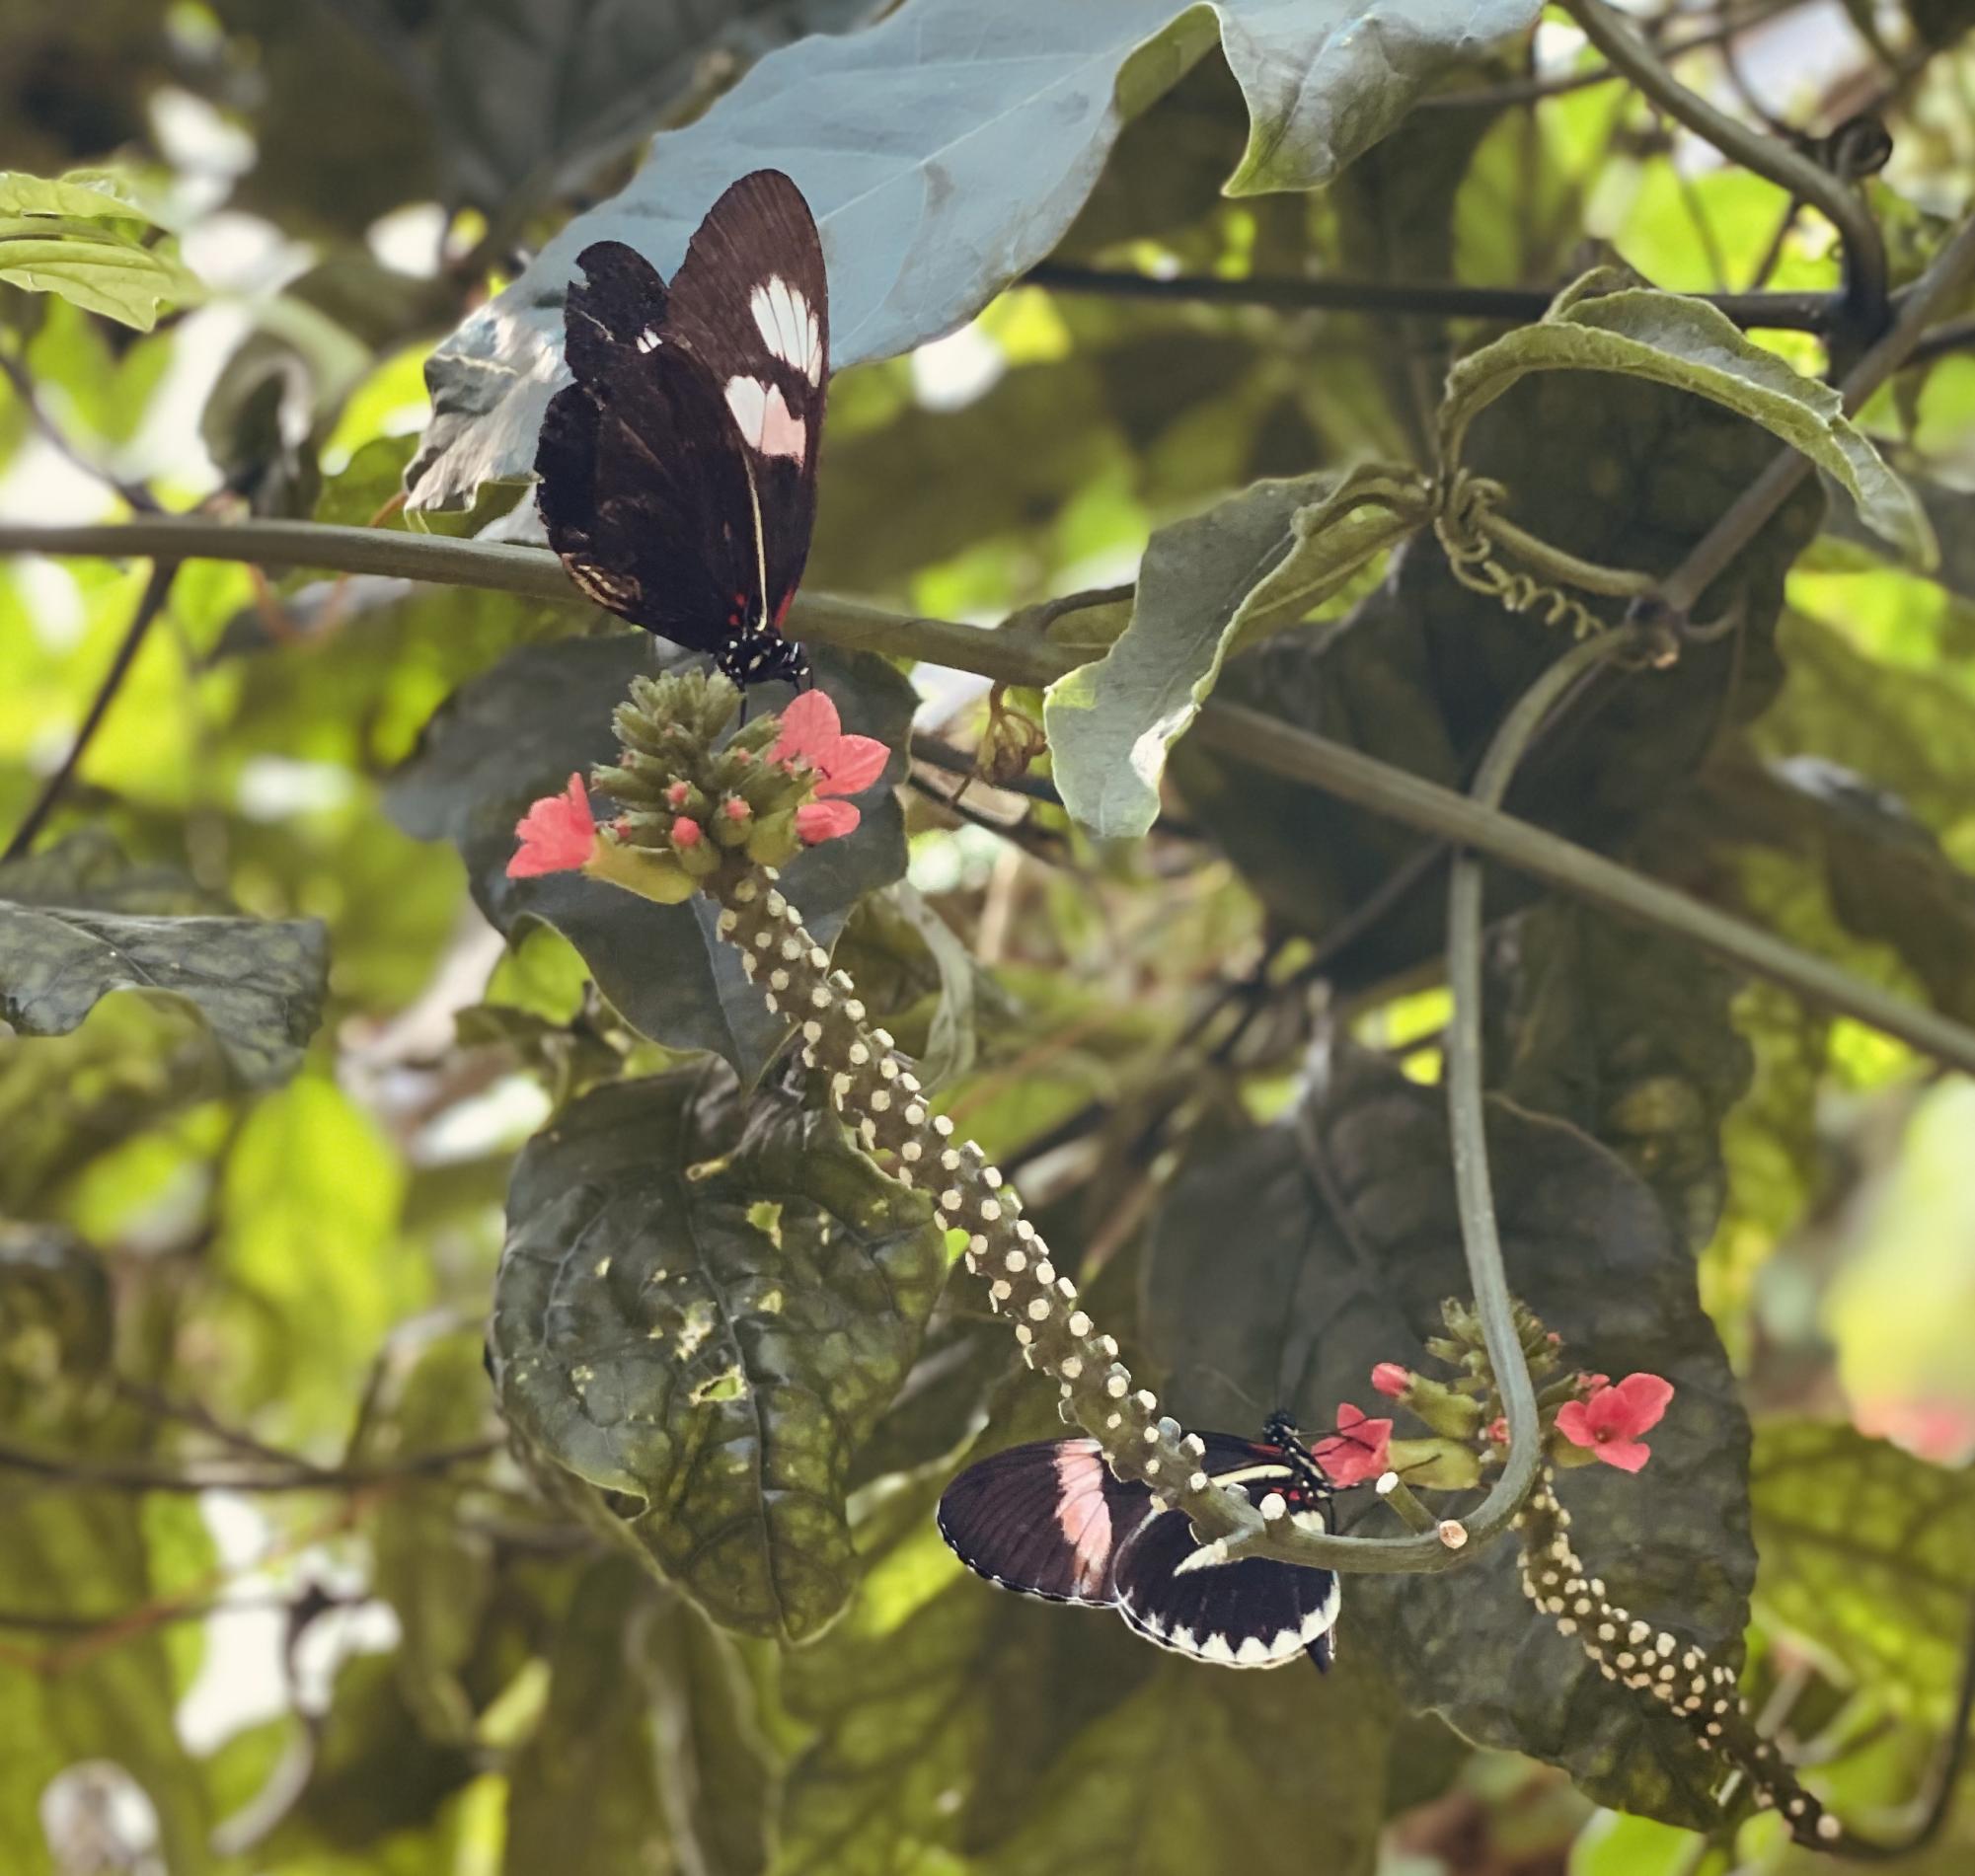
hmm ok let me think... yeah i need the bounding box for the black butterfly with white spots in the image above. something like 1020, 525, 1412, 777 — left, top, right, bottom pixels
937, 1412, 1342, 1670
535, 170, 828, 690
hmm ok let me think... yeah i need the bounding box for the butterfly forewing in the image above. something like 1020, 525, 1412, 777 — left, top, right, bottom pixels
534, 170, 828, 687
936, 1426, 1341, 1671
662, 169, 829, 630
937, 1437, 1156, 1606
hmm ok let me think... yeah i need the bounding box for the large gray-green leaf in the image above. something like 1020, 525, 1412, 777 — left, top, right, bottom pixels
1045, 470, 1422, 838
407, 0, 1543, 510
0, 841, 327, 1087
1751, 1421, 1975, 1720
491, 1065, 947, 1642
385, 634, 914, 1080
1143, 1035, 1752, 1830
1442, 283, 1929, 562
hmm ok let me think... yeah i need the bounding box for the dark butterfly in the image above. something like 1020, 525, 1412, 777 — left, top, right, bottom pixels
937, 1411, 1342, 1670
535, 169, 828, 691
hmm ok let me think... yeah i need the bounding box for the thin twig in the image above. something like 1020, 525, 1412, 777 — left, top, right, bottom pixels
1025, 261, 1850, 334
0, 349, 160, 513
3, 560, 178, 862
0, 1434, 502, 1494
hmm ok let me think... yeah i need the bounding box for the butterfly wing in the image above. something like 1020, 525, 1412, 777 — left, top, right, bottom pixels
1111, 1433, 1341, 1671
938, 1437, 1157, 1607
535, 240, 767, 654
660, 169, 828, 629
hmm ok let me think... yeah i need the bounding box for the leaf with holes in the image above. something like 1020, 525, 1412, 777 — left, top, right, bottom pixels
1142, 1034, 1752, 1830
1045, 470, 1423, 838
1751, 1420, 1975, 1720
0, 842, 327, 1088
407, 0, 1543, 509
386, 635, 913, 1080
491, 1065, 947, 1641
1441, 282, 1929, 563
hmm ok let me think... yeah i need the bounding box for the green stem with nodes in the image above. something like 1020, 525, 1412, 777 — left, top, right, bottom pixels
1559, 0, 1888, 333
1443, 627, 1646, 1555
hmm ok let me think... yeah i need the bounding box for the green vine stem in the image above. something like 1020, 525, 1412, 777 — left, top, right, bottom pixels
10, 515, 1975, 1078
1559, 0, 1888, 332
1442, 626, 1646, 1546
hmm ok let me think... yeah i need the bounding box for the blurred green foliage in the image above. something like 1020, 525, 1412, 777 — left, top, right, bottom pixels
2, 2, 1974, 1873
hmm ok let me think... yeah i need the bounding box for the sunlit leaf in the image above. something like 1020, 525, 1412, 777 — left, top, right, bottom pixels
0, 169, 196, 329
492, 1064, 948, 1641
1143, 1034, 1752, 1828
1751, 1421, 1975, 1719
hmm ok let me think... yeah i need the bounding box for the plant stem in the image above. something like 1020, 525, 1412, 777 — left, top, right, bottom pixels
0, 1434, 502, 1494
4, 560, 177, 861
1560, 0, 1888, 332
1471, 508, 1660, 598
9, 514, 1975, 1077
1026, 261, 1851, 334
1656, 207, 1975, 617
1445, 630, 1642, 1542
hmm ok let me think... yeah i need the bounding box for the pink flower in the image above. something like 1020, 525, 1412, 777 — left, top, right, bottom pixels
1577, 1372, 1610, 1395
507, 774, 597, 877
1484, 1416, 1508, 1445
1371, 1362, 1411, 1399
771, 689, 889, 840
1312, 1402, 1393, 1487
672, 815, 704, 849
666, 781, 691, 808
722, 796, 751, 822
1555, 1373, 1675, 1473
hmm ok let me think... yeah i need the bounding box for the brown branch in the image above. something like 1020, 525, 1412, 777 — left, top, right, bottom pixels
0, 1434, 503, 1495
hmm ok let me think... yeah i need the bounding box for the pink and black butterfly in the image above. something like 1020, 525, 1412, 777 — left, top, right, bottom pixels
535, 170, 828, 690
937, 1411, 1342, 1670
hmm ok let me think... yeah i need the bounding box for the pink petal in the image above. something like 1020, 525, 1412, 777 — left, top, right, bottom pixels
1610, 1373, 1675, 1437
771, 689, 842, 767
671, 815, 704, 849
1554, 1399, 1596, 1451
1593, 1438, 1652, 1474
796, 798, 861, 844
817, 732, 890, 796
1312, 1406, 1392, 1485
507, 774, 597, 877
1370, 1362, 1410, 1399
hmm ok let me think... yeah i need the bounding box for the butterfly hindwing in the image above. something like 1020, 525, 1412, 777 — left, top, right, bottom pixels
936, 1425, 1342, 1671
1112, 1436, 1341, 1671
937, 1437, 1157, 1606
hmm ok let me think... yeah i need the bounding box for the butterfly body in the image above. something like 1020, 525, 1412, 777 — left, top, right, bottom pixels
937, 1412, 1341, 1670
535, 170, 829, 690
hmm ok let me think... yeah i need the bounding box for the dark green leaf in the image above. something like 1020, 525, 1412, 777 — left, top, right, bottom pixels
386, 635, 913, 1079
408, 0, 1543, 509
433, 0, 874, 213
1143, 1035, 1753, 1829
1751, 1420, 1975, 1719
0, 841, 327, 1087
1491, 903, 1754, 1251
491, 1065, 948, 1641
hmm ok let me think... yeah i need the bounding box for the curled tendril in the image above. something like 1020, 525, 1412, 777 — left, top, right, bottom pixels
1434, 474, 1610, 639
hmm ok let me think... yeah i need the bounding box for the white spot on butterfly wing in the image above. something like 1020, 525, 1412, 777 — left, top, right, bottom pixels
750, 276, 822, 384
724, 375, 806, 463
